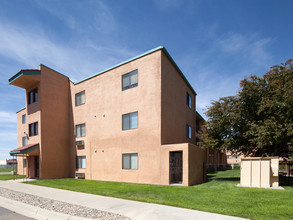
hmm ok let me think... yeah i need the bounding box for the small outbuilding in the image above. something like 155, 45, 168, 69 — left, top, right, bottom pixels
239, 157, 280, 189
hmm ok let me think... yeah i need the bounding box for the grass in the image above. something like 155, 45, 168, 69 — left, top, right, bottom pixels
0, 168, 13, 172
0, 174, 26, 180
25, 169, 293, 220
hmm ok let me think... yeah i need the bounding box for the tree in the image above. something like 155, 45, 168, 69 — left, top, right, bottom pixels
199, 59, 293, 157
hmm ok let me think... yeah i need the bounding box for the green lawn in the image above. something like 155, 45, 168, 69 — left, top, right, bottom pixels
0, 174, 26, 180
25, 169, 293, 220
0, 168, 13, 172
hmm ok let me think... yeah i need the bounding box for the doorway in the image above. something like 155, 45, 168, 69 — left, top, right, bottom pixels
169, 151, 183, 184
35, 156, 39, 178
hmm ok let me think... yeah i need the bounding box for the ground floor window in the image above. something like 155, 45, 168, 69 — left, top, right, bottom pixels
76, 156, 86, 169
122, 153, 138, 170
23, 158, 27, 168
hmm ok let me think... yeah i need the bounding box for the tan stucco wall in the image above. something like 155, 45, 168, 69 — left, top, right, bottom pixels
161, 143, 206, 186
39, 65, 72, 179
12, 48, 208, 185
161, 52, 197, 145
71, 50, 162, 184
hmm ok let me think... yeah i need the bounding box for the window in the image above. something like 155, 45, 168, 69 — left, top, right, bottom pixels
186, 124, 192, 139
23, 158, 27, 168
28, 88, 38, 104
76, 123, 86, 137
186, 92, 192, 108
22, 136, 27, 146
122, 153, 138, 170
29, 122, 38, 136
22, 114, 26, 124
122, 70, 138, 90
75, 91, 85, 106
76, 156, 86, 169
122, 112, 138, 130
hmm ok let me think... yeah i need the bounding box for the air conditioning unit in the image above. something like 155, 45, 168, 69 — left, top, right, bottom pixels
75, 140, 84, 146
75, 172, 85, 179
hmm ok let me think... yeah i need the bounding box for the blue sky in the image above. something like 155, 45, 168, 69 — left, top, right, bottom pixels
0, 0, 292, 159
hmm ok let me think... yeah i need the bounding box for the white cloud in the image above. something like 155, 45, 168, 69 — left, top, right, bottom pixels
218, 32, 273, 68
0, 111, 16, 125
0, 21, 138, 82
34, 0, 116, 34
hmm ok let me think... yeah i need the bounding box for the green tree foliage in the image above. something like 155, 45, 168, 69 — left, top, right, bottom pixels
200, 59, 293, 157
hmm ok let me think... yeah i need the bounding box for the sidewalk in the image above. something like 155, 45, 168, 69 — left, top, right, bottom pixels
0, 180, 247, 220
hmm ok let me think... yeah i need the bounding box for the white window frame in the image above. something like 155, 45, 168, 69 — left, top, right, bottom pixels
76, 156, 86, 169
75, 91, 85, 106
122, 70, 138, 91
76, 123, 86, 137
122, 112, 138, 130
122, 153, 138, 170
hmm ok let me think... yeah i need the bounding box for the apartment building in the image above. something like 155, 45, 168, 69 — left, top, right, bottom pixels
9, 46, 207, 186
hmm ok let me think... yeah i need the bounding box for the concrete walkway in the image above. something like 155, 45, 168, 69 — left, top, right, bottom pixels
0, 180, 246, 220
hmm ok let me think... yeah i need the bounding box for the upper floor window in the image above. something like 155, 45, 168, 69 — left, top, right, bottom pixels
186, 124, 192, 139
186, 92, 192, 109
22, 136, 27, 146
76, 156, 86, 169
122, 153, 138, 170
122, 112, 138, 130
75, 91, 85, 106
29, 122, 38, 137
76, 123, 86, 137
122, 70, 138, 91
28, 88, 38, 105
22, 114, 26, 124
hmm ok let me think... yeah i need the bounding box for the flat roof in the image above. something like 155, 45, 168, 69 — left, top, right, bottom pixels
8, 46, 197, 95
8, 69, 40, 84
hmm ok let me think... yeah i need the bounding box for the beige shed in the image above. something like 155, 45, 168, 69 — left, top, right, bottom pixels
239, 157, 279, 188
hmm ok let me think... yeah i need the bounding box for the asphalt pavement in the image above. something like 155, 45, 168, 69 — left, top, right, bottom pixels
0, 206, 35, 220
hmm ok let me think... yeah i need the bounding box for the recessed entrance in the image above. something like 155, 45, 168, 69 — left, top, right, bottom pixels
169, 151, 182, 184
35, 156, 39, 178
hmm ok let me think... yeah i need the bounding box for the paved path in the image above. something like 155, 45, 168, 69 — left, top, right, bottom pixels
0, 206, 35, 220
0, 180, 247, 220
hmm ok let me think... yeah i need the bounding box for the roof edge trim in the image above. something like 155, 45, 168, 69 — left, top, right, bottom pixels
40, 64, 70, 79
8, 70, 41, 84
10, 144, 39, 155
16, 107, 26, 114
74, 46, 164, 85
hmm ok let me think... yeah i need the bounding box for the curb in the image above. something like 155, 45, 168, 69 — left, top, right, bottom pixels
0, 196, 90, 220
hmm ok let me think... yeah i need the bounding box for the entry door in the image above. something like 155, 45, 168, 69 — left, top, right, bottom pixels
35, 156, 39, 178
169, 151, 183, 184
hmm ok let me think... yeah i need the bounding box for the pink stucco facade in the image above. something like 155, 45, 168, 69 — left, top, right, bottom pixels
9, 47, 208, 186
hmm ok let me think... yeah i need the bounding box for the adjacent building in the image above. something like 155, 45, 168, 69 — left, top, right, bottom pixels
9, 46, 207, 186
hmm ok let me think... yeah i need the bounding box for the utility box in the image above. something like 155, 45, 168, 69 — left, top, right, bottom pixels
239, 157, 279, 188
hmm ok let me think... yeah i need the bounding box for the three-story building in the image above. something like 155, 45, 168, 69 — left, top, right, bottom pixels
9, 46, 207, 186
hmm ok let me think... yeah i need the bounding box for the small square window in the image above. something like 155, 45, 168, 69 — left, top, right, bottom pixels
122, 112, 138, 130
22, 136, 27, 146
75, 91, 85, 106
29, 122, 38, 137
122, 70, 138, 91
186, 125, 192, 139
22, 114, 26, 124
76, 123, 86, 137
122, 153, 138, 170
76, 156, 86, 169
